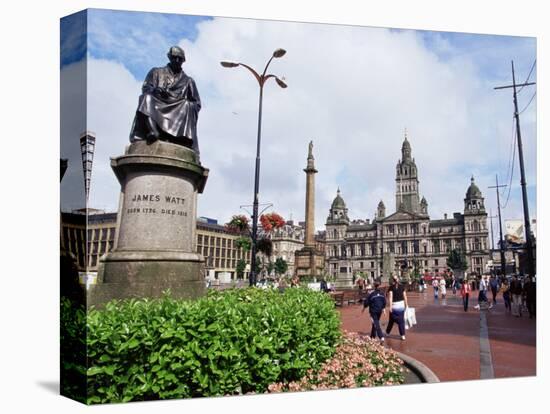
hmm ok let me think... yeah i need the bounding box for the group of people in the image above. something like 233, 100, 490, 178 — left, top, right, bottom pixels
361, 276, 409, 342
449, 274, 536, 318
362, 272, 536, 344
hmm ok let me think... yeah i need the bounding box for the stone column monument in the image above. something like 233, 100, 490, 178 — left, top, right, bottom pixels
294, 141, 325, 279
90, 46, 209, 306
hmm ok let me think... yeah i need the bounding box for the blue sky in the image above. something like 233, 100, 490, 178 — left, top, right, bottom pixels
60, 9, 537, 240
61, 9, 212, 78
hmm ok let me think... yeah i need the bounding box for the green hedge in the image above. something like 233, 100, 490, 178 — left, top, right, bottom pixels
84, 288, 341, 403
60, 297, 87, 402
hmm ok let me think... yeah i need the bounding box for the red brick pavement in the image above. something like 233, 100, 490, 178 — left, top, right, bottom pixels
339, 289, 536, 382
485, 298, 536, 378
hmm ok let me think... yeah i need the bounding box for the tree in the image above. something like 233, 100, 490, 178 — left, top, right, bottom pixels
236, 259, 246, 279
446, 249, 468, 278
274, 257, 288, 276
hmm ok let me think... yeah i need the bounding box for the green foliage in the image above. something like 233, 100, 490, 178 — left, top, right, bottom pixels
447, 248, 468, 271
254, 255, 263, 274
82, 288, 341, 403
274, 258, 288, 276
236, 259, 246, 278
235, 236, 251, 252
60, 297, 87, 402
256, 237, 273, 257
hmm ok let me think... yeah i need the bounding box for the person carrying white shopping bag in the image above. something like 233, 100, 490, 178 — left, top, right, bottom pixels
386, 276, 409, 341
405, 307, 416, 329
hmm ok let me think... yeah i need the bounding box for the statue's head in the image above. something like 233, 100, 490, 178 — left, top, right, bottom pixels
167, 46, 186, 67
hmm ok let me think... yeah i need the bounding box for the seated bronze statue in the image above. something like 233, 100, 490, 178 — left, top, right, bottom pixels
129, 46, 201, 158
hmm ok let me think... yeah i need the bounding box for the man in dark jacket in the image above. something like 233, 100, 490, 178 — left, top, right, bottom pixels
362, 281, 387, 341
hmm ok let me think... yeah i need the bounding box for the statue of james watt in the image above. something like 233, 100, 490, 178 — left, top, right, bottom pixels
129, 46, 201, 158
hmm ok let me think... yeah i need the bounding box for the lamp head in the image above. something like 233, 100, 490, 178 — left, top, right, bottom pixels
273, 48, 286, 58
220, 61, 239, 68
275, 77, 287, 88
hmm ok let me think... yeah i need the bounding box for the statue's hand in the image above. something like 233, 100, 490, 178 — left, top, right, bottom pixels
154, 87, 169, 98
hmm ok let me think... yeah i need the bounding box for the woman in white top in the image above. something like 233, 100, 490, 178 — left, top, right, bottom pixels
440, 278, 447, 299
432, 278, 439, 299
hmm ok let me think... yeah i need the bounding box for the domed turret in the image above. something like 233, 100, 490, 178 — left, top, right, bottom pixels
464, 176, 485, 214
331, 187, 347, 210
327, 188, 349, 224
465, 176, 482, 199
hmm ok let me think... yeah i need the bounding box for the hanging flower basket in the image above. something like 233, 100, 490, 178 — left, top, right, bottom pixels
225, 215, 250, 234
256, 237, 273, 257
260, 212, 286, 233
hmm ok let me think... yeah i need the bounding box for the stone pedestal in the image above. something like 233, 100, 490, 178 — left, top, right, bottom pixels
333, 270, 354, 289
90, 141, 209, 306
294, 247, 325, 279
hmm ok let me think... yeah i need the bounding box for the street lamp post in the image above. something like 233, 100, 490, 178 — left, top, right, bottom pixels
221, 49, 287, 287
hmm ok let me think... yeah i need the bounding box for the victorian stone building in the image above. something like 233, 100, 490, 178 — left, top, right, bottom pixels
325, 135, 490, 286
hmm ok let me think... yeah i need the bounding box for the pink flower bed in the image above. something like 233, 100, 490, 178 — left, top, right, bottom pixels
267, 331, 405, 393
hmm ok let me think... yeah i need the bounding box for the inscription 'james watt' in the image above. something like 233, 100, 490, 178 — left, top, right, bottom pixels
131, 194, 186, 205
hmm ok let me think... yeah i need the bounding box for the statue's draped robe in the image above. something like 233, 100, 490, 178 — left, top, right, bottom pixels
130, 65, 201, 154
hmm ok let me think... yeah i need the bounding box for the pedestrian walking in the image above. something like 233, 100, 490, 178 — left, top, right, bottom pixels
432, 278, 439, 299
440, 278, 447, 299
419, 275, 426, 293
489, 275, 500, 305
356, 275, 366, 293
523, 276, 536, 319
451, 275, 457, 295
502, 279, 512, 313
475, 275, 490, 310
362, 281, 387, 342
460, 279, 471, 311
386, 276, 409, 341
510, 275, 523, 317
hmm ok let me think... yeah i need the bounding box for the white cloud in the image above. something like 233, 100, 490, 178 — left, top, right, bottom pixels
82, 16, 537, 229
